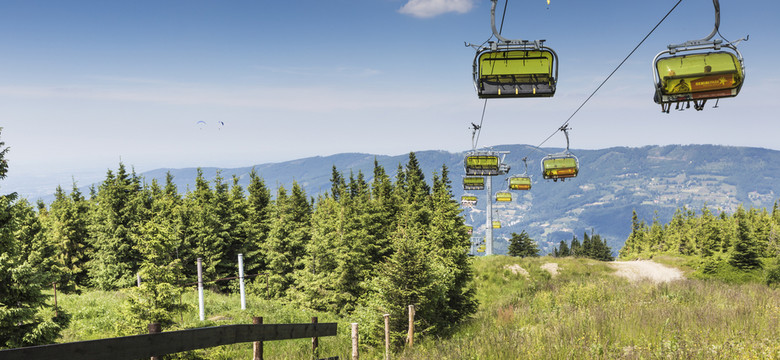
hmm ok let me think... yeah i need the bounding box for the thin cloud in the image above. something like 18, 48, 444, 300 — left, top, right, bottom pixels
399, 0, 475, 18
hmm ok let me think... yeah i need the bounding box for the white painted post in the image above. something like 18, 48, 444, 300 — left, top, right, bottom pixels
197, 258, 205, 321
383, 314, 390, 360
238, 253, 246, 310
351, 322, 359, 360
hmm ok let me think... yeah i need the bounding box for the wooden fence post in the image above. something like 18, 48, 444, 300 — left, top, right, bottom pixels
383, 314, 390, 360
252, 316, 263, 360
407, 305, 414, 348
148, 323, 161, 360
311, 316, 319, 359
351, 322, 359, 360
52, 283, 58, 318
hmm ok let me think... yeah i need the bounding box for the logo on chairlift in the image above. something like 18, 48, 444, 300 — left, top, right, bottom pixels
691, 74, 734, 91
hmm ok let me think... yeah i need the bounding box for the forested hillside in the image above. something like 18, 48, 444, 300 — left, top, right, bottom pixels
1, 131, 476, 348
120, 145, 780, 254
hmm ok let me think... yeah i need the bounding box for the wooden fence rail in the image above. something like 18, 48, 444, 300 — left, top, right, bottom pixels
0, 322, 337, 360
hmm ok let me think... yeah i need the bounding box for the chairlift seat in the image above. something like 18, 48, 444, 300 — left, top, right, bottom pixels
654, 51, 743, 104
461, 194, 478, 207
492, 221, 501, 229
509, 176, 532, 190
477, 49, 556, 98
463, 176, 486, 190
495, 191, 512, 202
542, 155, 579, 180
465, 154, 501, 176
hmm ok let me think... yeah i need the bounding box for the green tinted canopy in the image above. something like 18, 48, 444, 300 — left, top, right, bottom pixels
656, 51, 742, 96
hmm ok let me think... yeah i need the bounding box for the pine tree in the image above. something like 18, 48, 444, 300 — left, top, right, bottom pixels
264, 182, 311, 298
120, 179, 187, 334
426, 165, 477, 329
570, 235, 582, 257
293, 195, 342, 312
244, 169, 272, 276
87, 163, 145, 290
507, 231, 539, 258
730, 207, 762, 270
0, 131, 68, 348
371, 236, 438, 349
44, 183, 91, 292
557, 239, 571, 257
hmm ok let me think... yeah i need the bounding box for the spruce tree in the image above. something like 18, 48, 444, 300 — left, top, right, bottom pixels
87, 163, 145, 290
120, 179, 187, 334
244, 169, 272, 276
0, 132, 68, 348
264, 182, 311, 298
730, 207, 762, 270
557, 239, 571, 257
508, 231, 539, 258
427, 166, 477, 329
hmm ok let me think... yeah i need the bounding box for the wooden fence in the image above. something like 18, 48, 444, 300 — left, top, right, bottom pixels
0, 322, 337, 360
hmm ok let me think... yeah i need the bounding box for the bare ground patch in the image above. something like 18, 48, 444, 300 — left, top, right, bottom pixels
540, 263, 559, 277
609, 260, 684, 284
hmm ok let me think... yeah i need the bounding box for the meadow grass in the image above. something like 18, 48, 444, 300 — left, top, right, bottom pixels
397, 256, 779, 360
53, 256, 779, 359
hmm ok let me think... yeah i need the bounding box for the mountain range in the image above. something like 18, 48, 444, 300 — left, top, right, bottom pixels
8, 144, 780, 255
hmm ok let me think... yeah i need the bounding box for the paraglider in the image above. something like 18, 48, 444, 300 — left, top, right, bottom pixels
196, 120, 207, 130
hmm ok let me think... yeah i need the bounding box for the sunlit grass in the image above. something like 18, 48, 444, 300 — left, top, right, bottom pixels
397, 256, 780, 360
54, 256, 779, 359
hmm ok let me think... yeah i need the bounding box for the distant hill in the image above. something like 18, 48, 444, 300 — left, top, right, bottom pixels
13, 145, 780, 255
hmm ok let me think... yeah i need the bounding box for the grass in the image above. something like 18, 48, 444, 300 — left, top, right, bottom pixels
52, 256, 780, 359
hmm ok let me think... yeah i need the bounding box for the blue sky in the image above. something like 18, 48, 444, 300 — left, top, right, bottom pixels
1, 0, 778, 193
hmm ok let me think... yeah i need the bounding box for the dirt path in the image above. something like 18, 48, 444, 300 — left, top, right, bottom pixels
609, 260, 684, 284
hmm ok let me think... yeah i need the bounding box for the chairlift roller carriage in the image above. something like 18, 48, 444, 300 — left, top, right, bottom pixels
542, 125, 579, 182
652, 0, 746, 113
468, 0, 559, 98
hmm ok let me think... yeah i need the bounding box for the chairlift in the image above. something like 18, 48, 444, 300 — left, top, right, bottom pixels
542, 125, 579, 182
495, 190, 512, 202
466, 226, 473, 235
509, 176, 532, 190
464, 151, 509, 176
492, 221, 501, 229
468, 0, 558, 98
652, 0, 746, 113
463, 176, 486, 191
461, 194, 478, 207
508, 157, 532, 190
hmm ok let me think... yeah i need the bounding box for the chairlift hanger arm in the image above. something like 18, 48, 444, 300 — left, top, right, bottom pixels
488, 0, 545, 49
668, 0, 720, 50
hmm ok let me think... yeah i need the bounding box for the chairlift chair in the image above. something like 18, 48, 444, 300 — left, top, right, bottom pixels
464, 151, 509, 176
492, 221, 501, 229
541, 154, 579, 181
461, 194, 478, 207
495, 190, 512, 202
652, 0, 746, 113
469, 0, 558, 99
508, 175, 532, 190
542, 125, 579, 181
463, 176, 486, 191
508, 157, 532, 190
